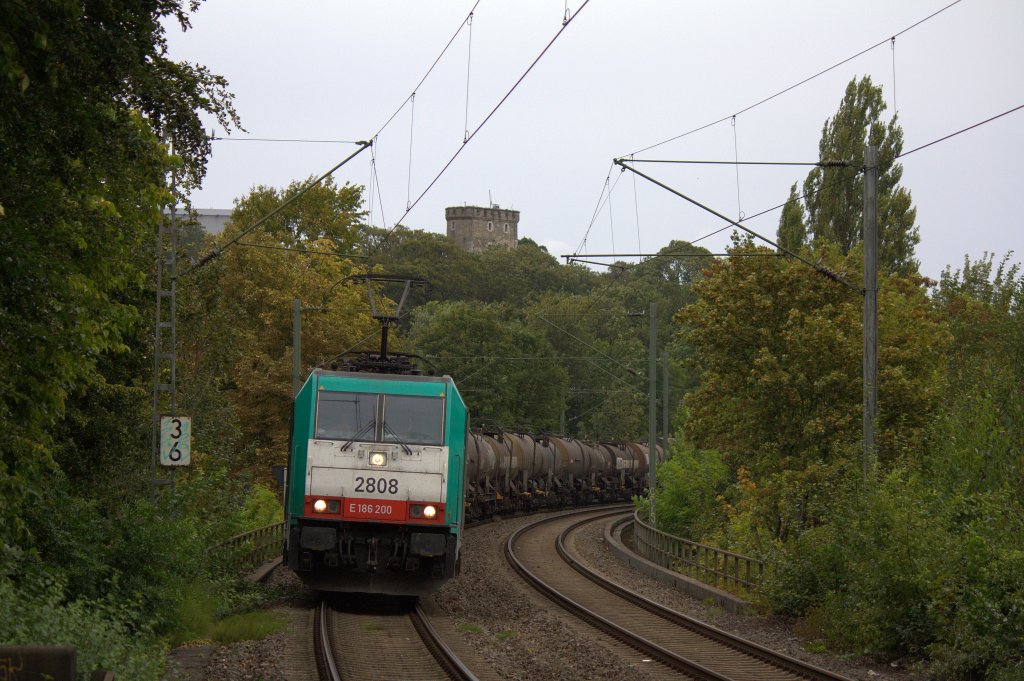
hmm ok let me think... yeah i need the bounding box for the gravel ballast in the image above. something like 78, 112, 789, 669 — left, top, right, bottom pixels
180, 509, 928, 680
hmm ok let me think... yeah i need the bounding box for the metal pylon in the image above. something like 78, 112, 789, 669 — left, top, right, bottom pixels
150, 196, 178, 501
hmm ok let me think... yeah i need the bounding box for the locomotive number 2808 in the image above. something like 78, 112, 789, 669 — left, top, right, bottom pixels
354, 476, 399, 495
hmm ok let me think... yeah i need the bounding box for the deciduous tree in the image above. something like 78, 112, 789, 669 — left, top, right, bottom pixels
800, 76, 919, 274
0, 0, 240, 548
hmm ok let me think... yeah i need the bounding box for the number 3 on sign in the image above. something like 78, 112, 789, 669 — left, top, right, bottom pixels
160, 416, 191, 466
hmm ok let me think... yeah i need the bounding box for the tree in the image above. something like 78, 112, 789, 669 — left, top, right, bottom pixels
410, 301, 567, 432
179, 185, 377, 477
0, 0, 240, 549
524, 292, 646, 440
776, 183, 807, 253
364, 227, 483, 315
224, 177, 364, 248
800, 76, 919, 275
677, 238, 948, 539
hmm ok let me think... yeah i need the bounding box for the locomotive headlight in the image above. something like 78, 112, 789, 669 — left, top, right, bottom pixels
422, 505, 437, 519
313, 499, 327, 513
369, 451, 387, 467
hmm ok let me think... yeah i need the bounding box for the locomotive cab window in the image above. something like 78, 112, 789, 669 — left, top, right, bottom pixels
383, 395, 445, 445
315, 391, 377, 440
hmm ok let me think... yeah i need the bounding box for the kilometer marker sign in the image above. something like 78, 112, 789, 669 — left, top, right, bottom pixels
160, 416, 191, 466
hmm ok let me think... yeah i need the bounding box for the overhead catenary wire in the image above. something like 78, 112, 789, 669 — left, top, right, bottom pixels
615, 158, 862, 292
626, 159, 848, 167
536, 314, 641, 378
607, 175, 616, 253
463, 11, 474, 143
626, 0, 965, 156
687, 174, 855, 247
184, 140, 372, 274
575, 160, 846, 261
897, 103, 1024, 158
575, 164, 626, 255
565, 252, 782, 260
235, 242, 368, 258
631, 155, 642, 253
371, 142, 389, 228
575, 164, 613, 254
211, 136, 362, 144
569, 165, 852, 265
370, 1, 481, 142
372, 0, 593, 255
890, 36, 899, 115
732, 116, 743, 220
406, 92, 416, 211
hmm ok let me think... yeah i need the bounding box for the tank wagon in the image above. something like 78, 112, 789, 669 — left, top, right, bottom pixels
463, 430, 663, 520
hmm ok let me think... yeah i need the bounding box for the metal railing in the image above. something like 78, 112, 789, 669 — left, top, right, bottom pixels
632, 510, 763, 592
214, 521, 285, 574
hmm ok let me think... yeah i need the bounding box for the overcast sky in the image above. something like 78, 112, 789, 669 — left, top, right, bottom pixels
166, 0, 1022, 281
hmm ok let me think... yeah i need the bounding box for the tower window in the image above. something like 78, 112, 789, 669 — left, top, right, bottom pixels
487, 221, 493, 231
503, 223, 509, 233
449, 222, 454, 230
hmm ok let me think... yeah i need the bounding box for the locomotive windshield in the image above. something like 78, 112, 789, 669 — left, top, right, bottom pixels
383, 395, 445, 445
315, 392, 377, 440
314, 391, 445, 445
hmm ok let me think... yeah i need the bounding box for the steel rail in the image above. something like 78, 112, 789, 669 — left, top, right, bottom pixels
411, 605, 480, 681
506, 507, 730, 681
560, 514, 854, 681
315, 600, 342, 681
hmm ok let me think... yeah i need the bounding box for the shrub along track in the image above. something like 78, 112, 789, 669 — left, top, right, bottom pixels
312, 595, 478, 681
506, 508, 855, 681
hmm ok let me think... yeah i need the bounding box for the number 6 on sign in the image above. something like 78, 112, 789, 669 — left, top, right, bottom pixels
160, 416, 191, 466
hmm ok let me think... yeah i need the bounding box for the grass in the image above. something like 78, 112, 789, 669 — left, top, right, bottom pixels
172, 582, 286, 646
457, 623, 484, 634
804, 640, 828, 654
495, 630, 517, 641
209, 611, 286, 644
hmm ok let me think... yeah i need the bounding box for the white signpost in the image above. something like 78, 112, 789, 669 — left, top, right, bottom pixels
160, 416, 191, 466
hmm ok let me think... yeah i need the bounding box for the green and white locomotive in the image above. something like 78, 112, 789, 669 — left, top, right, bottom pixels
285, 369, 467, 596
285, 275, 466, 597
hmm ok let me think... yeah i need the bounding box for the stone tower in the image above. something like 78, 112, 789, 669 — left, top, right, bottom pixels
445, 205, 519, 253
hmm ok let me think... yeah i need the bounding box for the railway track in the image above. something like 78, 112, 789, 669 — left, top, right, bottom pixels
506, 508, 854, 681
314, 597, 478, 681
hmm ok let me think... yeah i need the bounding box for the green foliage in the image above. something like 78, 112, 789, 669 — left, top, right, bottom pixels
679, 237, 946, 500
799, 76, 919, 274
366, 228, 710, 441
228, 176, 364, 248
172, 582, 284, 645
0, 575, 165, 681
776, 183, 807, 253
0, 0, 240, 550
650, 439, 728, 540
751, 252, 1024, 677
411, 301, 567, 430
208, 610, 286, 644
179, 184, 377, 476
524, 291, 646, 439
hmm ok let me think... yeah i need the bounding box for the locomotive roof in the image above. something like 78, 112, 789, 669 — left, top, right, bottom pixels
311, 368, 454, 385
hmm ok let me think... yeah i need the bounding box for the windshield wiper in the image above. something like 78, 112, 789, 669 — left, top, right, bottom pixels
382, 422, 413, 456
340, 420, 376, 451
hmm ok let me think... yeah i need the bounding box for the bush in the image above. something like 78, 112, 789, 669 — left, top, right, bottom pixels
651, 440, 728, 540
0, 574, 165, 681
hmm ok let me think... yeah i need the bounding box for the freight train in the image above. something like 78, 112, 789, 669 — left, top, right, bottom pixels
283, 366, 662, 597
284, 274, 662, 597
